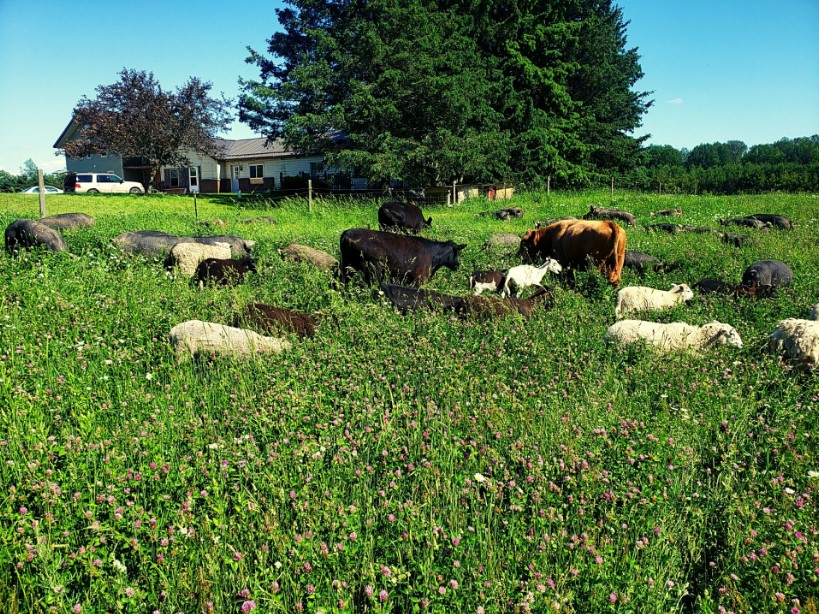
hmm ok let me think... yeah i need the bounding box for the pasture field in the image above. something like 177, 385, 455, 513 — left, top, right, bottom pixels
0, 190, 818, 613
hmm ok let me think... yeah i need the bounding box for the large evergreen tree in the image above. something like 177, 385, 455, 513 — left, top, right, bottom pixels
240, 0, 651, 187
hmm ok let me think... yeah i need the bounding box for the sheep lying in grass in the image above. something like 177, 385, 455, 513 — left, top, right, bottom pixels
165, 241, 232, 277
501, 259, 563, 298
168, 320, 291, 361
615, 284, 694, 318
767, 306, 819, 367
604, 320, 743, 353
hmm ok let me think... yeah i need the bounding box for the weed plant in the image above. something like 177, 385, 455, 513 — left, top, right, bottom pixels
0, 191, 817, 613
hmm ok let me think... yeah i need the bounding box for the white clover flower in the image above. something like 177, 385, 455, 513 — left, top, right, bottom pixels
808, 470, 819, 479
112, 559, 127, 574
474, 473, 487, 483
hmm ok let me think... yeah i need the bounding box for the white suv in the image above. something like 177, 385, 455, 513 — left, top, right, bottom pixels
64, 172, 145, 194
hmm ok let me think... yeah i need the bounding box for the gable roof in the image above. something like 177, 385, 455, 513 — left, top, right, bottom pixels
212, 137, 294, 161
54, 118, 298, 160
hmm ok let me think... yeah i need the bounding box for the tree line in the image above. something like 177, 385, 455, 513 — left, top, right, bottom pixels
624, 136, 819, 194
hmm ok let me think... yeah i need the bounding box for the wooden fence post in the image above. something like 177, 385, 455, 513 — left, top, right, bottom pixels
610, 177, 615, 198
451, 180, 456, 207
547, 175, 551, 196
37, 169, 46, 218
308, 179, 313, 212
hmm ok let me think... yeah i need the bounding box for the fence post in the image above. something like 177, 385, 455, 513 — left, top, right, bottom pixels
37, 169, 46, 218
547, 175, 551, 196
451, 180, 456, 207
610, 177, 615, 198
193, 192, 198, 219
308, 179, 313, 212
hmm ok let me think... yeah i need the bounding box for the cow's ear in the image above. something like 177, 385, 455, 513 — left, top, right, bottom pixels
426, 217, 432, 226
455, 243, 467, 252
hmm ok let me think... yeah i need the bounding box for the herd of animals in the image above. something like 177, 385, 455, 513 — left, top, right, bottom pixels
3, 201, 818, 367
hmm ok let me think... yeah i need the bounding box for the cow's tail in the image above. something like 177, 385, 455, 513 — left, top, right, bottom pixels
608, 222, 627, 285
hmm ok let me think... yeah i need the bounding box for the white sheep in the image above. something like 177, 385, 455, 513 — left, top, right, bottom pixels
604, 320, 743, 353
768, 318, 819, 367
615, 284, 694, 318
168, 320, 292, 361
501, 259, 563, 298
167, 241, 232, 277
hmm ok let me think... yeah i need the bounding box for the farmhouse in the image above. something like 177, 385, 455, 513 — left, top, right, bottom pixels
54, 119, 331, 194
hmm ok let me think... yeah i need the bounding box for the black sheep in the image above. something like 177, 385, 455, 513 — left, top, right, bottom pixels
193, 256, 257, 287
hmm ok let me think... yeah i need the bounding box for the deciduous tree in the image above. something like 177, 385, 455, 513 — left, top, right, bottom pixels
61, 69, 232, 189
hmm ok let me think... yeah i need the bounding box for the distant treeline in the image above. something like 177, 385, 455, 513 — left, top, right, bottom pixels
622, 136, 819, 194
0, 160, 65, 193
3, 136, 818, 195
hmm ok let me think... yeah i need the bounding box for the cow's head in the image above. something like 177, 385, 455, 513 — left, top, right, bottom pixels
424, 217, 432, 229
443, 242, 467, 270
519, 229, 539, 263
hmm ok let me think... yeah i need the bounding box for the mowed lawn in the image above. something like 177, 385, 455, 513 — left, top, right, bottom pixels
0, 190, 817, 613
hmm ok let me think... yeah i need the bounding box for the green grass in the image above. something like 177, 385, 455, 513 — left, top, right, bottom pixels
0, 190, 818, 613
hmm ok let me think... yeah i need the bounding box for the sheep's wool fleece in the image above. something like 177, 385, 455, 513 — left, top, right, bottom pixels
169, 320, 292, 360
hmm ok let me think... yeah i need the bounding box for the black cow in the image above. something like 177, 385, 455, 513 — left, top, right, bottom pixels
340, 228, 466, 286
741, 260, 793, 292
378, 201, 431, 233
193, 256, 257, 287
748, 214, 792, 230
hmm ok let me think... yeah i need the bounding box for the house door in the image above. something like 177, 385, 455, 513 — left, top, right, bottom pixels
189, 166, 199, 193
231, 166, 241, 193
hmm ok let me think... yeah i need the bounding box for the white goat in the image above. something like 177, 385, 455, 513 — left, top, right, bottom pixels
501, 259, 563, 298
604, 320, 743, 353
168, 320, 292, 361
615, 284, 694, 318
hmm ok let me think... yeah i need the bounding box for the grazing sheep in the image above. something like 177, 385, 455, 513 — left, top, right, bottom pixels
193, 256, 257, 287
234, 303, 317, 338
624, 251, 664, 275
720, 217, 770, 230
165, 241, 232, 277
38, 213, 96, 231
748, 214, 792, 230
615, 284, 694, 318
5, 219, 68, 253
469, 270, 506, 296
741, 260, 793, 292
463, 287, 553, 320
501, 259, 563, 298
693, 278, 737, 295
481, 233, 521, 251
604, 320, 743, 352
583, 205, 636, 226
768, 318, 819, 367
645, 223, 684, 234
650, 208, 682, 217
278, 243, 339, 271
168, 320, 291, 361
721, 233, 752, 247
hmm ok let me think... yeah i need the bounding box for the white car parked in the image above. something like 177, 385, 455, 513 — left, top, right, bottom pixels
64, 172, 145, 194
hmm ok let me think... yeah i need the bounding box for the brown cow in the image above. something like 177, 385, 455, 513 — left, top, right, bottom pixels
519, 219, 626, 285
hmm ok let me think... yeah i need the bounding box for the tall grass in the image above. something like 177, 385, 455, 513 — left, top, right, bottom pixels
0, 191, 817, 613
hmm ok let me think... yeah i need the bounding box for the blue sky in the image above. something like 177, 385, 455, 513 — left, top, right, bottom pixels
1, 0, 817, 175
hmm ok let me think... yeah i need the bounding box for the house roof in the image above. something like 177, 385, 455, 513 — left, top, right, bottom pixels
212, 137, 294, 161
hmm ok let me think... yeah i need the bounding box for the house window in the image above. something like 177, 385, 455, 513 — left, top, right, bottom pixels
249, 164, 264, 179
168, 168, 180, 188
